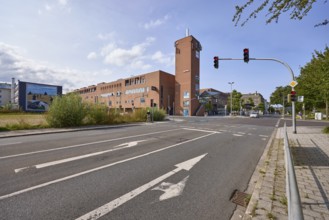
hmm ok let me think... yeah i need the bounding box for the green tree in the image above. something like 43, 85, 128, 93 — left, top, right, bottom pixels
297, 46, 329, 119
270, 86, 291, 107
257, 102, 265, 112
227, 90, 243, 111
233, 0, 328, 27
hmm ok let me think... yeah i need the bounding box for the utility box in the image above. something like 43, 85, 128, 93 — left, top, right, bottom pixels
315, 112, 323, 120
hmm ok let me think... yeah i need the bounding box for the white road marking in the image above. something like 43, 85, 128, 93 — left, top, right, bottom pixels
0, 128, 181, 160
75, 154, 207, 220
0, 142, 22, 146
183, 128, 220, 133
237, 132, 246, 135
233, 134, 243, 137
152, 176, 189, 201
259, 135, 269, 138
14, 140, 147, 173
0, 133, 214, 201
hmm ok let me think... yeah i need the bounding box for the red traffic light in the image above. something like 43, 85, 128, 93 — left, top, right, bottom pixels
291, 91, 296, 95
214, 56, 219, 69
243, 48, 249, 63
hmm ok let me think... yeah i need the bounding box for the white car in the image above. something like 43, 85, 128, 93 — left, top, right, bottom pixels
250, 112, 259, 118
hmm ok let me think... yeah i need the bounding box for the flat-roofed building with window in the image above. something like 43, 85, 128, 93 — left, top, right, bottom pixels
74, 34, 202, 116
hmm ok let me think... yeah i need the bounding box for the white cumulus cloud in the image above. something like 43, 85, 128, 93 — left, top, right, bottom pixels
0, 43, 91, 93
101, 37, 155, 69
143, 15, 170, 29
87, 52, 97, 60
151, 51, 174, 66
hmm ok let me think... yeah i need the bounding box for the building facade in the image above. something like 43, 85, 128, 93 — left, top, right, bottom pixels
75, 70, 175, 113
74, 34, 203, 116
241, 92, 265, 109
0, 83, 11, 107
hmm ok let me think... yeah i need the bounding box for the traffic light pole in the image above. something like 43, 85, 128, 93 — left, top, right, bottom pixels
218, 57, 297, 133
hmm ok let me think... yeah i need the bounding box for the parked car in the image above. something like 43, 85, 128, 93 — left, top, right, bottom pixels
250, 112, 259, 118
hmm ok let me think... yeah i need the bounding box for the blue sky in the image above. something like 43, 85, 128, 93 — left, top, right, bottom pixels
0, 0, 328, 101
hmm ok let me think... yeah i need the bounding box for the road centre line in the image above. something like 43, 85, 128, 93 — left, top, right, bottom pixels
0, 132, 215, 200
0, 128, 182, 160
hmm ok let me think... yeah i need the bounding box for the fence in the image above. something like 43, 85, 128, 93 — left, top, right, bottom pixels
283, 123, 304, 220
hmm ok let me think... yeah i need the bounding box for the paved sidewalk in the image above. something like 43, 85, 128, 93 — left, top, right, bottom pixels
233, 126, 329, 220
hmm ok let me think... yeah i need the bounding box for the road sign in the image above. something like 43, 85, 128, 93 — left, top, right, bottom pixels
298, 96, 304, 102
289, 81, 298, 88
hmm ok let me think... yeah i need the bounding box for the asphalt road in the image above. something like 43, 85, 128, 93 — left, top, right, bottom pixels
0, 116, 282, 219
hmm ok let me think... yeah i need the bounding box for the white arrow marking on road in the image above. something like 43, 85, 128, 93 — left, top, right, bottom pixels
152, 176, 189, 201
14, 140, 146, 173
75, 153, 207, 220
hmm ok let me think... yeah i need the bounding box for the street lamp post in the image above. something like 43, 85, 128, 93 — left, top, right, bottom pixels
228, 82, 234, 115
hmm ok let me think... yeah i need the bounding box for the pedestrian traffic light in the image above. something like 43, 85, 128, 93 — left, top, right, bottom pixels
214, 56, 219, 69
243, 48, 249, 63
291, 91, 297, 102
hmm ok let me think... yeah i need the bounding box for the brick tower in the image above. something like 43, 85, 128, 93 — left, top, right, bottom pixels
174, 34, 202, 116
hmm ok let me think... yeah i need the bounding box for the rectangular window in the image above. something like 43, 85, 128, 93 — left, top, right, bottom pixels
160, 85, 163, 99
183, 91, 189, 99
183, 101, 190, 107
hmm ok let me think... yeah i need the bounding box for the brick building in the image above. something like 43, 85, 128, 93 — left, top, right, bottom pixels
74, 34, 203, 116
241, 92, 265, 109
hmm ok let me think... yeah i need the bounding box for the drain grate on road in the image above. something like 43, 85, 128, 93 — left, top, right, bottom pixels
230, 190, 251, 207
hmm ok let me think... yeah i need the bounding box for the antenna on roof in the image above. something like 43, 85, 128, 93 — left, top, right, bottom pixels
186, 28, 189, 37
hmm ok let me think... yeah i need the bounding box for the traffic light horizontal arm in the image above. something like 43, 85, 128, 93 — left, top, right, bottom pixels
217, 57, 295, 81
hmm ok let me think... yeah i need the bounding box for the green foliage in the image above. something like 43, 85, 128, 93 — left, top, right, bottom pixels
257, 102, 265, 112
85, 103, 109, 125
270, 86, 291, 106
233, 0, 327, 27
46, 93, 87, 128
205, 102, 212, 112
227, 89, 243, 111
131, 108, 148, 122
297, 46, 329, 118
149, 108, 166, 121
0, 104, 22, 113
323, 126, 329, 134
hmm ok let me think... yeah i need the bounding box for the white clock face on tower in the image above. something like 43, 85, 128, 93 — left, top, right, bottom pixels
196, 51, 200, 59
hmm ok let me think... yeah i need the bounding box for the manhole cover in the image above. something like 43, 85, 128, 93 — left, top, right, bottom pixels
230, 190, 250, 207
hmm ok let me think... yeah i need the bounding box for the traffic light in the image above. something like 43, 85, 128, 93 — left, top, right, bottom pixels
291, 91, 297, 102
213, 56, 219, 69
243, 48, 249, 63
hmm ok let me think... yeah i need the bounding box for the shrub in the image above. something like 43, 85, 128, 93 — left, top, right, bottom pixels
131, 108, 147, 122
323, 126, 329, 134
85, 103, 109, 125
46, 93, 87, 127
149, 108, 166, 121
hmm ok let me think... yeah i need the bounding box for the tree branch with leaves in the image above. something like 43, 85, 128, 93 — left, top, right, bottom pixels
233, 0, 328, 27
